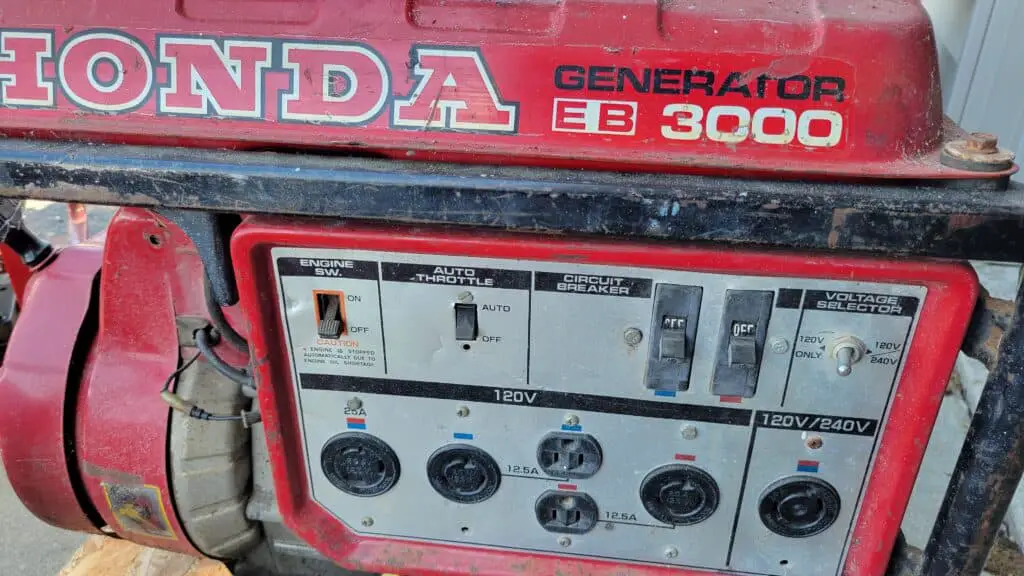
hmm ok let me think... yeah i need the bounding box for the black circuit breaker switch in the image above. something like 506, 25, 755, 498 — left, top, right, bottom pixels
454, 303, 478, 341
711, 290, 773, 397
645, 285, 702, 391
316, 293, 344, 339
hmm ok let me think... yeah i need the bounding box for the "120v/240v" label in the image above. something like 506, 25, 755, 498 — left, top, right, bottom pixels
756, 411, 878, 437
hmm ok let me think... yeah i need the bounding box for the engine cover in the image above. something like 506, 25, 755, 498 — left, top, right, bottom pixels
0, 0, 1013, 181
233, 219, 978, 576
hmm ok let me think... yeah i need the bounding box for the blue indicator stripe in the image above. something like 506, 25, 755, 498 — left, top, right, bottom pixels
654, 390, 677, 398
561, 424, 583, 432
347, 422, 367, 430
797, 461, 820, 473
453, 432, 474, 440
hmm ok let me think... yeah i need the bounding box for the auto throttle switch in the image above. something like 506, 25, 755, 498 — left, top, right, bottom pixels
829, 335, 867, 377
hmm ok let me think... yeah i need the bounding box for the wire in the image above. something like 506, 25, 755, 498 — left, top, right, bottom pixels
161, 350, 201, 393
159, 325, 259, 425
187, 406, 243, 422
204, 273, 249, 353
195, 326, 255, 395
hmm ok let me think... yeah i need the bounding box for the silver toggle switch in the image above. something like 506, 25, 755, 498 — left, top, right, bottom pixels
829, 335, 867, 377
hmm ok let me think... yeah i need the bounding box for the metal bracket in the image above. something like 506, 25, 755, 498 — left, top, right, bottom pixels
962, 287, 1014, 371
157, 209, 240, 306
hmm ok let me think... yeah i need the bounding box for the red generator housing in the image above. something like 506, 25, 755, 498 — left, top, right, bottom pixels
0, 1, 1018, 576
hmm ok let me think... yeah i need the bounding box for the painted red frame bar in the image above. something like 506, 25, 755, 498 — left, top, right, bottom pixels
233, 218, 978, 576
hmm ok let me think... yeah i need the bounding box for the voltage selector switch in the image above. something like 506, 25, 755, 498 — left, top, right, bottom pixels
711, 290, 773, 398
645, 285, 702, 391
829, 335, 867, 377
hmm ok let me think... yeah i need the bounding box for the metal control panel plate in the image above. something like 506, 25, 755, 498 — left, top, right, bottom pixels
273, 247, 925, 576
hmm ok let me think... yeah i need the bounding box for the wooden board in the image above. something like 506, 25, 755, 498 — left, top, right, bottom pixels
59, 536, 230, 576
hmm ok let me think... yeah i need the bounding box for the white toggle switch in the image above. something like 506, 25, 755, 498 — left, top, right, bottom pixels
829, 335, 867, 377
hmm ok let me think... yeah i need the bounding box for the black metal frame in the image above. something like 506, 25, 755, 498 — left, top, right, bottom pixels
0, 138, 1022, 576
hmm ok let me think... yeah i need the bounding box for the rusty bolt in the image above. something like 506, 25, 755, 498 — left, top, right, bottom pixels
941, 133, 1015, 172
806, 436, 824, 450
965, 132, 999, 154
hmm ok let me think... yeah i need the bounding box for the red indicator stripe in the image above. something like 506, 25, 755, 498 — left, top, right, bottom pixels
557, 483, 577, 491
675, 453, 696, 462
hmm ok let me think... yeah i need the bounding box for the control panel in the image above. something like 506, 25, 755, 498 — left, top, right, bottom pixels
272, 246, 928, 576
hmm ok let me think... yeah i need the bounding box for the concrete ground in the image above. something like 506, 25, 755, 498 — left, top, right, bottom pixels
0, 461, 86, 575
0, 203, 1020, 575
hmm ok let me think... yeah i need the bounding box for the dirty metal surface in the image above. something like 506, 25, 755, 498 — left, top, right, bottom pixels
0, 140, 1022, 263
961, 287, 1015, 372
923, 277, 1024, 576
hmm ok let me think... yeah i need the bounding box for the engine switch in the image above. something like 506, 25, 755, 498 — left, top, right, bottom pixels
645, 284, 702, 391
454, 303, 478, 341
711, 290, 773, 397
315, 292, 344, 339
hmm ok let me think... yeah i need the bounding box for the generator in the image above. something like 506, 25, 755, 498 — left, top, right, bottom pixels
0, 2, 1021, 576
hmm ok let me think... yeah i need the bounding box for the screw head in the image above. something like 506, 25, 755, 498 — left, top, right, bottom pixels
965, 132, 999, 153
565, 414, 580, 427
623, 327, 644, 346
347, 397, 363, 411
806, 436, 824, 450
361, 517, 374, 527
456, 405, 470, 418
457, 291, 474, 304
558, 536, 572, 547
769, 337, 790, 354
664, 546, 679, 559
681, 424, 698, 440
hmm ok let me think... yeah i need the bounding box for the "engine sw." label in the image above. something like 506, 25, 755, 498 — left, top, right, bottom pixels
0, 28, 854, 154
